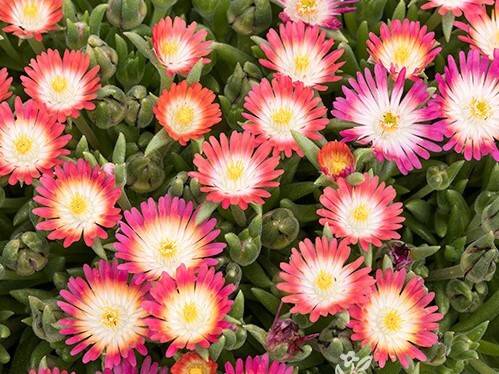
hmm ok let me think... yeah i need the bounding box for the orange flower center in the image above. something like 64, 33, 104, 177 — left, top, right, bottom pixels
297, 0, 318, 16
14, 134, 34, 155
182, 302, 199, 323
383, 310, 402, 332
294, 55, 310, 73
271, 107, 293, 127
314, 270, 334, 290
352, 204, 369, 222
51, 76, 68, 94
324, 157, 349, 177
159, 239, 177, 258
22, 2, 39, 18
470, 97, 492, 120
161, 41, 179, 57
380, 111, 399, 132
226, 160, 244, 181
102, 307, 121, 329
69, 193, 87, 215
175, 105, 195, 127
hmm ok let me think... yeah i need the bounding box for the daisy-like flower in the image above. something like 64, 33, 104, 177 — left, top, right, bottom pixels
0, 0, 63, 41
259, 21, 344, 91
278, 237, 374, 322
33, 159, 122, 247
57, 260, 150, 369
152, 16, 212, 77
349, 269, 443, 368
144, 264, 235, 357
332, 65, 442, 174
154, 80, 221, 146
366, 19, 441, 79
317, 174, 405, 251
0, 97, 70, 185
189, 131, 283, 210
115, 194, 225, 284
277, 0, 357, 29
433, 51, 499, 161
171, 352, 217, 374
21, 49, 100, 123
0, 68, 12, 102
455, 2, 499, 59
421, 0, 492, 16
29, 369, 74, 374
317, 141, 355, 179
97, 356, 169, 374
242, 76, 328, 158
224, 354, 294, 374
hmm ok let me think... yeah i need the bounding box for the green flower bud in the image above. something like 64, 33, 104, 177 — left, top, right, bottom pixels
345, 172, 365, 186
28, 296, 65, 343
227, 0, 272, 35
53, 272, 69, 290
261, 208, 300, 250
106, 0, 147, 30
126, 151, 165, 193
426, 161, 464, 191
224, 262, 242, 289
446, 279, 488, 313
123, 86, 155, 128
117, 53, 146, 88
227, 228, 261, 266
481, 195, 499, 234
461, 245, 498, 283
167, 171, 189, 197
2, 233, 49, 276
87, 85, 127, 129
86, 35, 118, 81
422, 338, 449, 366
66, 20, 90, 50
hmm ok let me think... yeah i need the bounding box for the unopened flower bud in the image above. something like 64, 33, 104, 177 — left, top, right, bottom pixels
384, 241, 413, 271
126, 151, 165, 193
461, 245, 498, 283
106, 0, 147, 30
2, 233, 49, 276
426, 161, 464, 191
227, 0, 272, 35
87, 85, 127, 129
66, 20, 90, 50
86, 35, 118, 81
262, 208, 299, 249
29, 296, 65, 343
446, 279, 488, 313
117, 52, 145, 88
101, 163, 116, 176
123, 86, 155, 128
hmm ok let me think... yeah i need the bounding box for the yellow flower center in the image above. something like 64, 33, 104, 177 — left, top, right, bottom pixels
182, 302, 199, 323
22, 2, 39, 18
14, 134, 34, 155
226, 160, 244, 181
187, 366, 204, 374
101, 307, 121, 329
297, 0, 318, 16
470, 97, 492, 120
174, 105, 195, 127
69, 193, 87, 215
294, 55, 310, 73
394, 45, 410, 65
51, 76, 68, 94
380, 111, 399, 132
161, 41, 179, 57
352, 204, 369, 222
271, 107, 293, 127
158, 239, 177, 258
383, 310, 402, 332
314, 270, 334, 290
325, 157, 349, 177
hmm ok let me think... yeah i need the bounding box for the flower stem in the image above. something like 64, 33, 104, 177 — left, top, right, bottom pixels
477, 340, 499, 356
27, 38, 45, 55
426, 264, 464, 282
1, 270, 47, 281
72, 116, 102, 152
117, 191, 132, 211
469, 359, 497, 374
406, 184, 434, 202
231, 205, 247, 227
159, 72, 174, 93
452, 289, 499, 332
363, 244, 373, 268
425, 10, 442, 31
150, 5, 171, 26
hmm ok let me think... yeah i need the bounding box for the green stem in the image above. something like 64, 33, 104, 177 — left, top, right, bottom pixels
452, 289, 499, 332
117, 191, 132, 211
478, 340, 499, 356
425, 10, 442, 31
27, 38, 45, 55
1, 270, 47, 281
231, 205, 247, 227
72, 116, 101, 152
363, 244, 373, 268
469, 359, 497, 374
406, 185, 434, 202
150, 4, 171, 26
426, 264, 465, 282
0, 33, 22, 63
159, 72, 174, 94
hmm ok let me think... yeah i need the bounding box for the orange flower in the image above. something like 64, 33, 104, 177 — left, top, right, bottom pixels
317, 141, 355, 179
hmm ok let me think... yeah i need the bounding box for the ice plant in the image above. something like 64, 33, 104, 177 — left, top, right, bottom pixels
317, 141, 355, 179
259, 21, 344, 91
278, 237, 374, 322
455, 2, 499, 59
349, 269, 443, 368
0, 97, 70, 185
0, 68, 12, 102
97, 356, 169, 374
21, 49, 100, 122
277, 0, 357, 29
224, 354, 294, 374
32, 159, 122, 247
366, 19, 441, 79
0, 0, 63, 41
152, 16, 212, 77
154, 80, 221, 146
332, 65, 442, 174
144, 264, 235, 357
242, 76, 328, 157
433, 50, 499, 161
189, 131, 283, 210
29, 369, 74, 374
57, 260, 150, 369
115, 194, 225, 284
317, 174, 405, 251
171, 352, 217, 374
421, 0, 492, 16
